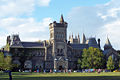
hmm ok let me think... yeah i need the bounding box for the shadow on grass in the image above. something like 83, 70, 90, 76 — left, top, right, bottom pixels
1, 76, 120, 80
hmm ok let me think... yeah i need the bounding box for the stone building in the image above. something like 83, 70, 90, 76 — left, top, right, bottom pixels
6, 15, 119, 71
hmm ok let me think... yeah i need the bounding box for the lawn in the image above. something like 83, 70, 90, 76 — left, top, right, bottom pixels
1, 72, 120, 80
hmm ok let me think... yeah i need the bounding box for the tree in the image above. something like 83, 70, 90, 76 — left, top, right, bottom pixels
81, 47, 104, 69
4, 43, 10, 51
0, 52, 5, 70
107, 56, 114, 71
4, 56, 12, 70
77, 58, 82, 69
0, 52, 13, 70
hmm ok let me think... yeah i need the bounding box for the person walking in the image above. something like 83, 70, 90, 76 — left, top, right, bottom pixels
9, 70, 12, 80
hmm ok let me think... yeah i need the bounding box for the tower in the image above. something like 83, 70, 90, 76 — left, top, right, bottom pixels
78, 34, 80, 44
49, 15, 68, 70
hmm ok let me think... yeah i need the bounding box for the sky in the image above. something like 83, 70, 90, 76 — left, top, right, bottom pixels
0, 0, 120, 50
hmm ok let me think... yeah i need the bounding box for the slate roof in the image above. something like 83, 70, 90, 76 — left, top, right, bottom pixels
10, 42, 44, 48
70, 44, 89, 50
86, 38, 99, 48
103, 48, 119, 58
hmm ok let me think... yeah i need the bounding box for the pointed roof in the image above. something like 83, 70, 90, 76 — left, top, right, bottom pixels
81, 33, 86, 44
60, 14, 64, 23
69, 35, 71, 40
105, 37, 112, 46
78, 33, 80, 38
104, 37, 112, 50
75, 35, 77, 39
72, 33, 73, 38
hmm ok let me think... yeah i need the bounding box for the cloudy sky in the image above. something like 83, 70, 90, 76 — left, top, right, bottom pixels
0, 0, 120, 50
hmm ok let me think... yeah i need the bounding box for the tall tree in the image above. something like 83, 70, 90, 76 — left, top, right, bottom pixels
81, 47, 104, 69
107, 56, 114, 71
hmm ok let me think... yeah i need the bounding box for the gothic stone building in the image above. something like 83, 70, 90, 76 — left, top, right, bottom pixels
6, 15, 119, 70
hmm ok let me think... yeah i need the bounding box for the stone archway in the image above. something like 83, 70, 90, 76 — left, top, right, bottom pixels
54, 57, 68, 70
59, 65, 63, 70
24, 60, 32, 69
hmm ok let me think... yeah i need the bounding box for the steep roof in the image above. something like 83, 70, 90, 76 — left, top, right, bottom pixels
105, 37, 112, 46
86, 37, 99, 48
104, 37, 112, 49
60, 14, 64, 23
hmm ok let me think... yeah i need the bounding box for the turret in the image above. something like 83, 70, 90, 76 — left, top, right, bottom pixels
72, 33, 73, 38
69, 34, 80, 44
81, 33, 86, 44
7, 35, 11, 45
78, 34, 80, 44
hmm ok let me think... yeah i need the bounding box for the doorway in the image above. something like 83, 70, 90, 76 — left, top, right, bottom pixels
59, 66, 63, 70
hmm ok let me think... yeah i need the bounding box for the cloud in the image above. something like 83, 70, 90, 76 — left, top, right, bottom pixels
0, 17, 53, 47
0, 0, 51, 17
67, 0, 120, 50
0, 0, 35, 17
0, 0, 52, 48
99, 19, 120, 50
37, 0, 51, 7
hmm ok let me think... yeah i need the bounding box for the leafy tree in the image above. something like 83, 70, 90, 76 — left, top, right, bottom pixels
4, 56, 12, 70
4, 43, 10, 51
107, 56, 114, 71
81, 48, 90, 69
81, 47, 104, 69
77, 58, 82, 69
0, 52, 13, 70
0, 52, 5, 70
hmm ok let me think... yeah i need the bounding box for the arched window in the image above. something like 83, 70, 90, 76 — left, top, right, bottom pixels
60, 49, 63, 53
57, 49, 59, 53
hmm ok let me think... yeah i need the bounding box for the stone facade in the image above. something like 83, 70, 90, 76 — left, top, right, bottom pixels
6, 15, 119, 71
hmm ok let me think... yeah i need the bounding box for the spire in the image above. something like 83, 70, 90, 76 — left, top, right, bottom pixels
75, 34, 77, 39
81, 33, 86, 44
60, 14, 64, 23
78, 33, 80, 38
72, 33, 73, 38
104, 37, 112, 50
78, 33, 80, 44
105, 37, 112, 46
69, 35, 71, 40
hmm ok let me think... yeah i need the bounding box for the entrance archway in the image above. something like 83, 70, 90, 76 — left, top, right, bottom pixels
59, 66, 63, 70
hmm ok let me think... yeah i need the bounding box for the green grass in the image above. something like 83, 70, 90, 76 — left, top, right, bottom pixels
1, 72, 120, 80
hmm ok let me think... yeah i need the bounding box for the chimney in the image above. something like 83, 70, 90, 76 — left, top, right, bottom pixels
98, 38, 101, 49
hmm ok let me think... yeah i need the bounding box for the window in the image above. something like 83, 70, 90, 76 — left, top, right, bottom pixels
57, 49, 59, 53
